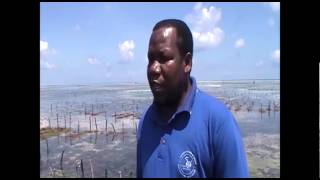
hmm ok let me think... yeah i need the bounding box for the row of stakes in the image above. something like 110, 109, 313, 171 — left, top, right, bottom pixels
225, 100, 280, 113
43, 107, 139, 177
44, 103, 139, 135
42, 104, 140, 177
45, 149, 134, 178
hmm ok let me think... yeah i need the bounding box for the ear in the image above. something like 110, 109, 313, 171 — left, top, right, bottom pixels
183, 52, 192, 74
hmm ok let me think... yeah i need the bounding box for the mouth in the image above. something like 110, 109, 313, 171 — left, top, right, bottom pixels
150, 81, 164, 93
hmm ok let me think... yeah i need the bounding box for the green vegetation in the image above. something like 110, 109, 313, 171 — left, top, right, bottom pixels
40, 128, 71, 140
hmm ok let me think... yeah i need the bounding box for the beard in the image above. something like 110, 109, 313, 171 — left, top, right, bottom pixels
152, 82, 184, 108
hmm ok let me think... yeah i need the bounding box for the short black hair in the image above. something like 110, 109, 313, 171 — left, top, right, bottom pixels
152, 19, 193, 58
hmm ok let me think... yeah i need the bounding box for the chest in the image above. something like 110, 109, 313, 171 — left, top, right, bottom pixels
139, 112, 214, 177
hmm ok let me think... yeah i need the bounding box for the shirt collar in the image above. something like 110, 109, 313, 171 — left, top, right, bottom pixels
151, 76, 197, 126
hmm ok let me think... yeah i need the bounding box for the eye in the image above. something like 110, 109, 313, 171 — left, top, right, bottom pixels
159, 51, 173, 62
161, 54, 173, 63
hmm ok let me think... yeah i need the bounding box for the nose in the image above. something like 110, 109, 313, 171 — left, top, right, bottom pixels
148, 60, 161, 77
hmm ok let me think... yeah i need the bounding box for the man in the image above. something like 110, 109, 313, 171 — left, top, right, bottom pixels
137, 19, 249, 178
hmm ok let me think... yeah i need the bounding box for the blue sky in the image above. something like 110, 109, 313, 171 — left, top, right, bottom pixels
40, 2, 280, 85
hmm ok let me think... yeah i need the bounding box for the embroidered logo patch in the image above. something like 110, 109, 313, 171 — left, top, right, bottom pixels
177, 151, 197, 178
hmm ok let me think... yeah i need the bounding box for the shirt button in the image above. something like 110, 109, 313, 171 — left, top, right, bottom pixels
161, 139, 166, 144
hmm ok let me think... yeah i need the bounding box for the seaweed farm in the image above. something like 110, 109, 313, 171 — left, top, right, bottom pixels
40, 79, 280, 178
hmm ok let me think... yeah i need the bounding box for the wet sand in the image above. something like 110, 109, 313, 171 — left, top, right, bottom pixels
40, 80, 280, 177
40, 106, 279, 178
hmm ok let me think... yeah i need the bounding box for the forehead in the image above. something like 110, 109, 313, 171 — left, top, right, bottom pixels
149, 27, 178, 50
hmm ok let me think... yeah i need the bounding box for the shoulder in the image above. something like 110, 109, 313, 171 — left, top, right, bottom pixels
137, 105, 153, 140
195, 89, 232, 118
194, 89, 236, 131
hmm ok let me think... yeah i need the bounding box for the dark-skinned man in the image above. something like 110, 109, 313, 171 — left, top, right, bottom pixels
137, 19, 249, 178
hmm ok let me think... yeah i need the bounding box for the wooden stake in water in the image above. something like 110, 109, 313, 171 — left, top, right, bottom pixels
70, 133, 72, 146
64, 115, 67, 129
46, 138, 49, 161
91, 104, 94, 115
268, 101, 271, 118
135, 122, 137, 134
112, 132, 116, 141
85, 105, 87, 119
48, 117, 51, 128
111, 123, 117, 135
77, 119, 80, 133
260, 103, 263, 120
94, 117, 98, 132
89, 116, 92, 132
60, 150, 65, 171
75, 163, 79, 177
56, 113, 59, 128
69, 112, 71, 129
122, 121, 124, 142
89, 159, 94, 178
95, 131, 98, 144
105, 169, 108, 178
132, 111, 134, 124
273, 101, 276, 120
50, 104, 53, 116
80, 159, 84, 178
122, 120, 124, 134
105, 112, 108, 135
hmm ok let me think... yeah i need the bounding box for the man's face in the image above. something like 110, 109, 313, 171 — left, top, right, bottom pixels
147, 27, 186, 105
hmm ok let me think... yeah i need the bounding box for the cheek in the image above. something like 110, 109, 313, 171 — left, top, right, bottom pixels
146, 64, 153, 76
162, 60, 175, 75
162, 60, 181, 79
166, 59, 175, 66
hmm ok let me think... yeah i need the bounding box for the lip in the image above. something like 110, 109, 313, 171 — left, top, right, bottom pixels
150, 81, 164, 92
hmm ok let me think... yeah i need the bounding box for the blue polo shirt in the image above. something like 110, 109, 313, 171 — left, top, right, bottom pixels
137, 77, 249, 178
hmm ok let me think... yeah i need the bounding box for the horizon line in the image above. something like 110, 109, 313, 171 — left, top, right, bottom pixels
40, 78, 280, 86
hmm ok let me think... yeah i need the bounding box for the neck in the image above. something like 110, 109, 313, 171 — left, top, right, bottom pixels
158, 77, 192, 122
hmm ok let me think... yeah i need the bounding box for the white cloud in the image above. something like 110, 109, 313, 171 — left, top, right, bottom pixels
272, 49, 280, 63
235, 38, 245, 48
40, 40, 48, 52
264, 2, 280, 12
268, 18, 275, 27
194, 2, 203, 11
40, 40, 56, 70
88, 58, 100, 65
41, 61, 55, 69
118, 40, 135, 62
185, 3, 224, 50
256, 60, 264, 67
40, 40, 57, 56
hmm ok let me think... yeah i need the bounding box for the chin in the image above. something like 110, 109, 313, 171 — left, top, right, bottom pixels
153, 95, 167, 105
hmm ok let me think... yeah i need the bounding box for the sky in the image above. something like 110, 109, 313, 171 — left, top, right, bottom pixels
40, 2, 280, 85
